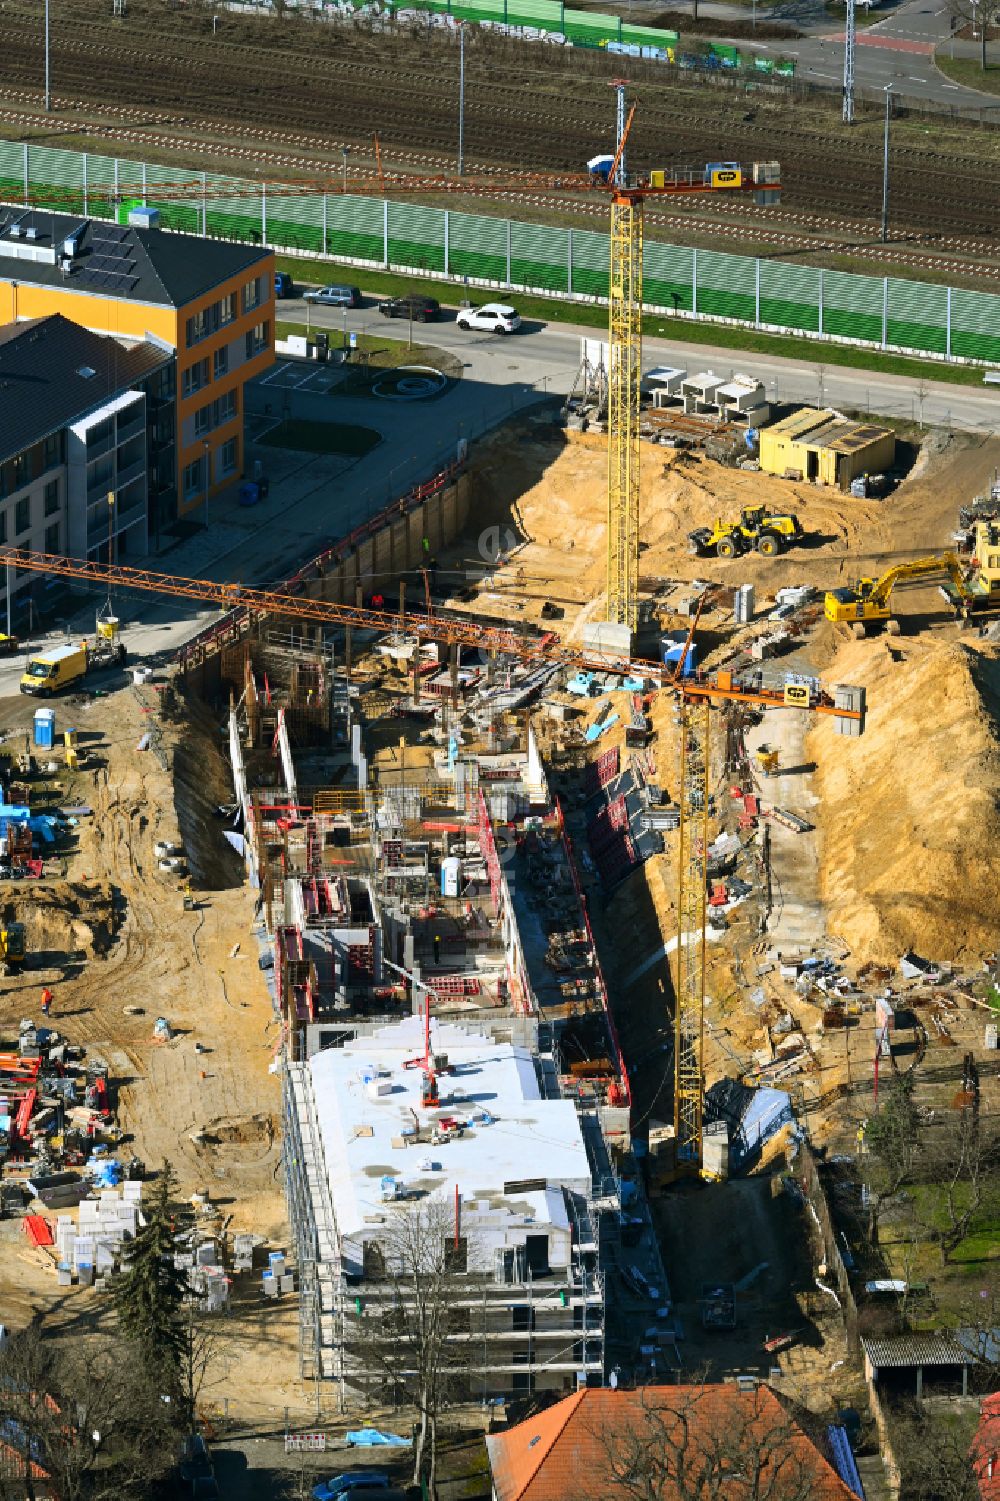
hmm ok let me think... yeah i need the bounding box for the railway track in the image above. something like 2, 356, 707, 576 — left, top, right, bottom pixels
1, 5, 998, 268
4, 17, 1000, 241
3, 92, 999, 285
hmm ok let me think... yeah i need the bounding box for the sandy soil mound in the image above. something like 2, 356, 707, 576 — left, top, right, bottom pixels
810, 636, 1000, 965
3, 880, 120, 959
466, 428, 890, 626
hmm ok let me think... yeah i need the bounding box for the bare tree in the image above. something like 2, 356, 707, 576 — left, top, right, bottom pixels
917, 1109, 1000, 1265
948, 0, 1000, 69
347, 1194, 475, 1497
177, 1301, 229, 1435
862, 1071, 921, 1247
0, 1324, 176, 1501
593, 1383, 820, 1501
893, 1402, 981, 1501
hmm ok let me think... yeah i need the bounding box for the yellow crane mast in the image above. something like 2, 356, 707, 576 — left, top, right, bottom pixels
603, 85, 781, 629
672, 674, 867, 1172
674, 696, 711, 1167
607, 88, 643, 632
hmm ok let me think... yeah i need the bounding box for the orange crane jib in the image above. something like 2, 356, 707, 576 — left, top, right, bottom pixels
19, 169, 778, 206
0, 548, 858, 722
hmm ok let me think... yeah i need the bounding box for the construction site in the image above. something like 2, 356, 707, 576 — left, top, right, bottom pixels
1, 108, 999, 1501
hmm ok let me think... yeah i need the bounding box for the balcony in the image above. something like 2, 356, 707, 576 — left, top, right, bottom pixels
115, 412, 146, 446
114, 456, 147, 493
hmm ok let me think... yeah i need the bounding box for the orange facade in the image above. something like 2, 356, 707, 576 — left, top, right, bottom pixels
1, 252, 275, 516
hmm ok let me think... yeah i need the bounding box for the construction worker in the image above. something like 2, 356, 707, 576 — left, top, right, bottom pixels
40, 986, 53, 1018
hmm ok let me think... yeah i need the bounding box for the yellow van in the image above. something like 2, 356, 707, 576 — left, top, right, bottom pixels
20, 642, 88, 696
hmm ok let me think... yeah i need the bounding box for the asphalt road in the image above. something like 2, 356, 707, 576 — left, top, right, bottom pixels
632, 0, 1000, 111
8, 286, 995, 682
284, 292, 1000, 433
750, 0, 1000, 110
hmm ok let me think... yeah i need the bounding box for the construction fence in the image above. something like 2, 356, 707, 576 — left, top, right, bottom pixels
4, 141, 1000, 365
240, 0, 680, 52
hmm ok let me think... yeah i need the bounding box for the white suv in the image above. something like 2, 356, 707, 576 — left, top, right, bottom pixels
457, 303, 522, 334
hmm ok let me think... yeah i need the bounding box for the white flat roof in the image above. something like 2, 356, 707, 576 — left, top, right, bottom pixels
309, 1017, 591, 1242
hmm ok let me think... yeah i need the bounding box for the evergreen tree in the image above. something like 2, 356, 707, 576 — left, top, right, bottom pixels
113, 1162, 189, 1377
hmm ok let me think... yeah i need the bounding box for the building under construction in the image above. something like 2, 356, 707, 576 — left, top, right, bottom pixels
221, 612, 643, 1404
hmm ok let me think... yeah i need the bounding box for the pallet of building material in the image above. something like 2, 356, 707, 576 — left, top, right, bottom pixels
767, 808, 814, 834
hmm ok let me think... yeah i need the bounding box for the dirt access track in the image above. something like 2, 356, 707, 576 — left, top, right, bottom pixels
0, 677, 309, 1420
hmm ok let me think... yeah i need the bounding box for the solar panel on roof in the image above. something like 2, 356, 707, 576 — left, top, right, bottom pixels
92, 223, 129, 243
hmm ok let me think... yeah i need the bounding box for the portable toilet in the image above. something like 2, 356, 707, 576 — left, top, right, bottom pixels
440, 856, 460, 898
661, 631, 698, 678
33, 708, 55, 749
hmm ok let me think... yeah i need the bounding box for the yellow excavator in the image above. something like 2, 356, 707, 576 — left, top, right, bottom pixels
824, 552, 974, 636
0, 923, 26, 975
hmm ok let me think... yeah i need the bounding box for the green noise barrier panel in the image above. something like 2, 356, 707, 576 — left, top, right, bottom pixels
4, 143, 1000, 366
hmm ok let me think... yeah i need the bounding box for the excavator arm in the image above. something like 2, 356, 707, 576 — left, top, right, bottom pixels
870, 551, 968, 608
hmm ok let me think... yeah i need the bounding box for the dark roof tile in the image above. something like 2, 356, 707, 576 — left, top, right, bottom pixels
0, 208, 270, 309
0, 314, 169, 458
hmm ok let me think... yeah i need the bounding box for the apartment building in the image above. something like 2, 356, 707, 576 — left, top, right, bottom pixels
0, 205, 274, 539
285, 1016, 606, 1404
0, 314, 173, 620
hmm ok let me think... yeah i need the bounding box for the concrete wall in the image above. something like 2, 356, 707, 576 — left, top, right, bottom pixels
301, 471, 472, 609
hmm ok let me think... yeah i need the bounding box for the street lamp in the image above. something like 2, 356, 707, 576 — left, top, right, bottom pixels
881, 84, 893, 244
341, 147, 349, 196
44, 0, 51, 113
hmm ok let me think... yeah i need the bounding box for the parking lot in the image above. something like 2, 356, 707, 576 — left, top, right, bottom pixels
257, 359, 343, 396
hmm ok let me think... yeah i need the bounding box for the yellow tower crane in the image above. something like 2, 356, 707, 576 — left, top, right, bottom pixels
602, 84, 780, 629
671, 673, 867, 1171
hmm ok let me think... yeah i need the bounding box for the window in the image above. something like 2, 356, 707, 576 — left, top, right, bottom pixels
182, 359, 209, 398
220, 437, 237, 475
185, 309, 208, 347
245, 320, 269, 360
183, 459, 203, 499
213, 345, 229, 380
44, 479, 60, 516
213, 389, 237, 427
13, 453, 28, 488
44, 522, 60, 554
15, 497, 30, 537
194, 403, 212, 437
0, 512, 7, 545
43, 433, 62, 469
242, 275, 263, 313
362, 1240, 385, 1279
524, 1235, 550, 1275
511, 1306, 535, 1332
219, 291, 236, 327
444, 1236, 468, 1273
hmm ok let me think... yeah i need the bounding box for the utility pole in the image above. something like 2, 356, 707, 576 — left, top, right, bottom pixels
881, 85, 892, 243
341, 146, 349, 196
44, 0, 51, 112
842, 0, 855, 123
458, 25, 466, 177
